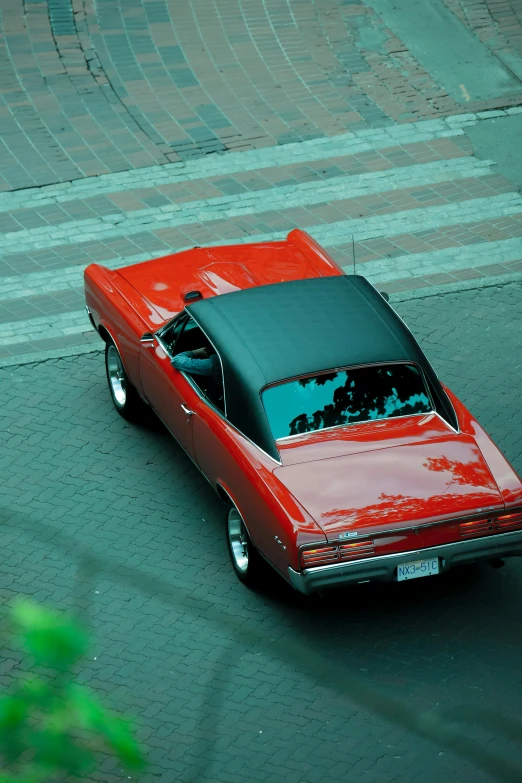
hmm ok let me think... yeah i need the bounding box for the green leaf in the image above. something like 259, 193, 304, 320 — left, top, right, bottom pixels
28, 729, 95, 777
11, 599, 88, 671
99, 712, 145, 769
0, 695, 29, 762
70, 685, 145, 769
0, 694, 28, 730
19, 678, 51, 707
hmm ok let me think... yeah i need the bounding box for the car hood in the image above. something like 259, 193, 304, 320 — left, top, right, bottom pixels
274, 435, 505, 539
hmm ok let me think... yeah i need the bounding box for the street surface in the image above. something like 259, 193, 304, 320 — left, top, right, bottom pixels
2, 283, 522, 782
1, 0, 522, 780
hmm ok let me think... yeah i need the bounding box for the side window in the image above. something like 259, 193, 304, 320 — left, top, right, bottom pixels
159, 314, 187, 355
170, 315, 226, 414
174, 317, 206, 355
193, 371, 225, 415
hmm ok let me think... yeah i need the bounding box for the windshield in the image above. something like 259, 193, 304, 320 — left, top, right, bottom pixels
262, 363, 432, 440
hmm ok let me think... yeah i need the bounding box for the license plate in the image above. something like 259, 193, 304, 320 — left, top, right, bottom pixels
397, 558, 439, 582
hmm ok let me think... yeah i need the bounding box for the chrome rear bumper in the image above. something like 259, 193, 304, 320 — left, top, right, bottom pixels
288, 529, 522, 594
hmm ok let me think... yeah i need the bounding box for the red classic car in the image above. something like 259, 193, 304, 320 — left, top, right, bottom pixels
84, 229, 522, 594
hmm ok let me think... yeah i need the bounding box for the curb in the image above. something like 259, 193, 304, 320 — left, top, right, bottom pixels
0, 341, 102, 369
1, 271, 521, 369
388, 270, 522, 303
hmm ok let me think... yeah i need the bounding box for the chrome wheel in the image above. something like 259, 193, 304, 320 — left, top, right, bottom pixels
227, 507, 249, 574
107, 344, 126, 407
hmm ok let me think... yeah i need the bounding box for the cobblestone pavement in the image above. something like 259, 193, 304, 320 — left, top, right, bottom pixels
1, 108, 522, 363
1, 0, 522, 363
1, 2, 522, 780
2, 0, 522, 192
1, 282, 521, 782
444, 0, 522, 82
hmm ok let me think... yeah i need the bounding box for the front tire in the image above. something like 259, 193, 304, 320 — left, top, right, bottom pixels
105, 340, 143, 420
226, 505, 264, 588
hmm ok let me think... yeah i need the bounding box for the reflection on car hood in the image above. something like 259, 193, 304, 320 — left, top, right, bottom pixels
274, 435, 504, 539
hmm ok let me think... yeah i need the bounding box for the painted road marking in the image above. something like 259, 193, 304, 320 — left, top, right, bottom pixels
2, 233, 521, 345
0, 158, 501, 256
1, 107, 521, 358
0, 117, 475, 212
1, 236, 522, 305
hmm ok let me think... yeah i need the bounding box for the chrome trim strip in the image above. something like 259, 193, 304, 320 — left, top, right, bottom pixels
306, 528, 522, 574
85, 305, 97, 331
182, 308, 228, 420
299, 506, 506, 544
289, 528, 522, 594
433, 409, 459, 435
378, 296, 460, 433
214, 484, 255, 541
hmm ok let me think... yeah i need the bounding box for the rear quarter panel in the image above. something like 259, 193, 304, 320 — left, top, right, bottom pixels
192, 402, 327, 575
444, 384, 522, 508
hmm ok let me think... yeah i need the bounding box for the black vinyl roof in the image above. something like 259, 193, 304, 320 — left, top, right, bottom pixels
187, 275, 457, 459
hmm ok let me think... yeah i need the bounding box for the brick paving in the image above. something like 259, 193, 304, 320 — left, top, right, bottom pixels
443, 0, 522, 78
1, 108, 522, 359
2, 0, 521, 193
1, 3, 522, 776
1, 282, 521, 781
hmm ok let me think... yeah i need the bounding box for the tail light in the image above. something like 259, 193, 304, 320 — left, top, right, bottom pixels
301, 546, 338, 568
339, 540, 375, 560
459, 518, 493, 538
300, 541, 374, 569
495, 512, 522, 532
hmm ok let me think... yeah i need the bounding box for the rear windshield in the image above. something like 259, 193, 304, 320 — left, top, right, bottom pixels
262, 363, 432, 440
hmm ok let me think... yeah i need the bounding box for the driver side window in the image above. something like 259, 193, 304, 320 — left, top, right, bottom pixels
159, 314, 187, 355
168, 315, 225, 414
174, 317, 207, 355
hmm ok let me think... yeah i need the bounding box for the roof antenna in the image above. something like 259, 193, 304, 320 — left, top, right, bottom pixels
352, 235, 356, 276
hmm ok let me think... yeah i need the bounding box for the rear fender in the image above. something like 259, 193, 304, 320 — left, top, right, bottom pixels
444, 384, 522, 508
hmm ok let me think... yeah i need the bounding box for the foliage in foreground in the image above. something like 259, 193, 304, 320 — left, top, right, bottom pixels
0, 599, 145, 783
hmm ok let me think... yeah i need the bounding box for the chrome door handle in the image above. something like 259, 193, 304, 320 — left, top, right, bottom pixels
181, 404, 194, 416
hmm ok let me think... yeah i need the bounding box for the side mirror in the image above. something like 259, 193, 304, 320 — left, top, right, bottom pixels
140, 332, 155, 345
380, 291, 390, 302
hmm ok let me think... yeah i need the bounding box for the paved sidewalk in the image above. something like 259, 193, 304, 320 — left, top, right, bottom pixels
444, 0, 522, 81
2, 0, 522, 192
1, 281, 521, 782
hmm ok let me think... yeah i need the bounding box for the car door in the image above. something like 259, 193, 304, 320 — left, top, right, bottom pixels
139, 315, 200, 461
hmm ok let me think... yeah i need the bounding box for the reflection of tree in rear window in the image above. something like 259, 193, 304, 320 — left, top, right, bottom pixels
262, 364, 432, 440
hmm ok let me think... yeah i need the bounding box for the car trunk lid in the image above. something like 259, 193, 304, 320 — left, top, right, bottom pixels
274, 432, 504, 540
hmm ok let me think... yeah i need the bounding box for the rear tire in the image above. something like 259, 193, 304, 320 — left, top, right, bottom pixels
226, 505, 264, 588
105, 340, 143, 421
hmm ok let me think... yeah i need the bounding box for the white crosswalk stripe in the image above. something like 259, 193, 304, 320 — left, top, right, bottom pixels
0, 157, 494, 256
0, 116, 475, 212
0, 311, 91, 347
0, 110, 521, 355
2, 228, 522, 306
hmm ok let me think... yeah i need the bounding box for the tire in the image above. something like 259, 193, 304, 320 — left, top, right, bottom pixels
226, 504, 264, 588
105, 340, 143, 421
